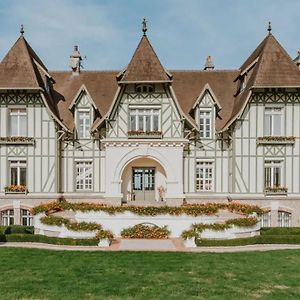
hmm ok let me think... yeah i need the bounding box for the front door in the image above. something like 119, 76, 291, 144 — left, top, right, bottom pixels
132, 167, 155, 201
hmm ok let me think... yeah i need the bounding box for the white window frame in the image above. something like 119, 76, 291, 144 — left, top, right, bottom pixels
264, 107, 283, 136
196, 160, 214, 192
75, 161, 93, 191
1, 209, 14, 226
260, 211, 271, 227
278, 211, 291, 227
199, 108, 212, 139
77, 109, 91, 139
264, 159, 283, 189
21, 209, 33, 226
129, 106, 161, 132
9, 160, 27, 186
9, 108, 27, 136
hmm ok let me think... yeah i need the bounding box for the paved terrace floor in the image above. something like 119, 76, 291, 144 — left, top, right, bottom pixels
2, 239, 300, 252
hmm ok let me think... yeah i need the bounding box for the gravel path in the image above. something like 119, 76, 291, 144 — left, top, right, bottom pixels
2, 240, 300, 252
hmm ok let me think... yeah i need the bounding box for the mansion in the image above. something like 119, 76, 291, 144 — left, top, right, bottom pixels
1, 23, 300, 228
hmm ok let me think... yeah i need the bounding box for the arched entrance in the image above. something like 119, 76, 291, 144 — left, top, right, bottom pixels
121, 157, 167, 202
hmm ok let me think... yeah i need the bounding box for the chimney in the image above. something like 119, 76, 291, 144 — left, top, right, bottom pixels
294, 50, 300, 68
204, 55, 215, 70
69, 45, 82, 75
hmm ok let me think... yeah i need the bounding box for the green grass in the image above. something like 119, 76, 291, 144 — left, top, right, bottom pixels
1, 248, 300, 299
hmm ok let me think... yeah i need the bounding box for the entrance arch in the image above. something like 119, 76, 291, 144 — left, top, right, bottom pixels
121, 157, 167, 202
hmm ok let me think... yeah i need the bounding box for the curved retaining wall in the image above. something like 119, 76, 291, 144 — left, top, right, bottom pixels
34, 211, 261, 239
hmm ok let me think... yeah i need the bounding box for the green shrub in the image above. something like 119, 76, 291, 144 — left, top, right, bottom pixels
4, 234, 98, 246
0, 233, 5, 242
4, 225, 34, 235
261, 227, 300, 236
0, 226, 6, 234
196, 234, 300, 247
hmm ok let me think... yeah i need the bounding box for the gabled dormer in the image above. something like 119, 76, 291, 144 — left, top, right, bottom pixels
69, 85, 98, 140
190, 84, 221, 139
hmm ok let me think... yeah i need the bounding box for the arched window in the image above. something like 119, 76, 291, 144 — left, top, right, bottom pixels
0, 209, 14, 226
278, 211, 291, 227
260, 211, 271, 227
21, 209, 33, 226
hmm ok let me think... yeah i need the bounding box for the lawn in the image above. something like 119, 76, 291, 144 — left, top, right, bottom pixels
1, 249, 300, 299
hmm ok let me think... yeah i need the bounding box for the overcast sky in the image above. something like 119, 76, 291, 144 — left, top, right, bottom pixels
0, 0, 299, 71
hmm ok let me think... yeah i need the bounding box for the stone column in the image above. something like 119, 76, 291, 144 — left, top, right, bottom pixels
13, 200, 21, 225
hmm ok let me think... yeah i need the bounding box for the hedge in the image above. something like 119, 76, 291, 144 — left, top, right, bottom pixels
0, 225, 34, 235
196, 235, 300, 247
261, 227, 300, 236
0, 234, 98, 246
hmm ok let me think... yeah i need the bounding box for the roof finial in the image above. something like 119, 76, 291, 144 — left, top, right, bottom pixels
142, 17, 147, 36
267, 21, 272, 35
20, 24, 24, 36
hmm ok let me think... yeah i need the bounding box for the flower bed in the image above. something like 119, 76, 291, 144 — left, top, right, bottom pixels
40, 215, 102, 231
32, 199, 264, 217
257, 136, 295, 145
4, 185, 28, 193
0, 136, 35, 144
181, 217, 259, 240
121, 224, 170, 239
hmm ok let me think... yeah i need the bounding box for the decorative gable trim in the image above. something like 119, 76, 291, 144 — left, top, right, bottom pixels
68, 84, 97, 110
191, 83, 222, 111
90, 86, 122, 132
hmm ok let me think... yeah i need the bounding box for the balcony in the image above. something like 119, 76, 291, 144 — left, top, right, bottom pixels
0, 137, 35, 145
257, 136, 295, 145
265, 186, 288, 196
128, 130, 162, 139
4, 185, 28, 194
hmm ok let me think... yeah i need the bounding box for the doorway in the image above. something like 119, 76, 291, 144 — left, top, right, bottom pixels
132, 167, 155, 201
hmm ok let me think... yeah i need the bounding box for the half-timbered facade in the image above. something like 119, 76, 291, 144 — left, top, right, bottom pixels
1, 23, 300, 227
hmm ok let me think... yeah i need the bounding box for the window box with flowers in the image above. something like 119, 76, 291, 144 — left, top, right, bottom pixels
265, 186, 288, 196
4, 185, 28, 194
257, 136, 295, 145
128, 130, 162, 139
0, 137, 35, 145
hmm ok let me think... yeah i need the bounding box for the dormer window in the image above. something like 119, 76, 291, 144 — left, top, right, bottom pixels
199, 108, 212, 139
77, 109, 91, 139
135, 84, 155, 93
240, 74, 246, 92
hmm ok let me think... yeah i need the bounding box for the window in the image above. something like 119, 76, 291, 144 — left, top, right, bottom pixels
76, 161, 93, 190
264, 160, 282, 189
129, 108, 160, 132
199, 109, 212, 139
10, 160, 26, 186
21, 209, 33, 226
196, 161, 213, 191
9, 108, 27, 136
264, 107, 283, 136
0, 209, 14, 226
135, 84, 154, 93
77, 110, 91, 139
278, 211, 291, 227
260, 211, 271, 227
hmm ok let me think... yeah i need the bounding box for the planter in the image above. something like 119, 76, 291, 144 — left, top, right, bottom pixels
98, 238, 112, 247
257, 137, 295, 145
183, 237, 197, 248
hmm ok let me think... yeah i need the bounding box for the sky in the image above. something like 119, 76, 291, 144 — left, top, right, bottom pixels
0, 0, 299, 71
